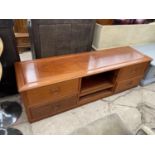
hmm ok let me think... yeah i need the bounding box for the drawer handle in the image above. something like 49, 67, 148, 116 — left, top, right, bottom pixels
54, 104, 61, 111
49, 87, 60, 94
126, 81, 133, 86
131, 69, 137, 74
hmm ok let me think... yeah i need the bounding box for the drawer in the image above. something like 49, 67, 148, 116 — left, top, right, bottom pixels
29, 95, 78, 121
114, 77, 142, 93
26, 79, 79, 106
117, 62, 148, 81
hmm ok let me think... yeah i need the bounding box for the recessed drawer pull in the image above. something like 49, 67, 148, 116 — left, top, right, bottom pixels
49, 87, 60, 94
131, 69, 137, 74
54, 104, 61, 110
126, 81, 133, 86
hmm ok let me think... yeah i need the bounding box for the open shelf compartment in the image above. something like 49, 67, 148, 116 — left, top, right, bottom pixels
80, 70, 116, 97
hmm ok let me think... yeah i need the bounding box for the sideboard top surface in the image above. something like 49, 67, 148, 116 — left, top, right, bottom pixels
15, 46, 152, 92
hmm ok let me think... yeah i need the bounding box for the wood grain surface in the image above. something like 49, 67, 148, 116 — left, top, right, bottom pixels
15, 46, 151, 92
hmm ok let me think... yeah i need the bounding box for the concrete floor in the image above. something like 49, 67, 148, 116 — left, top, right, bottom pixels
0, 83, 153, 135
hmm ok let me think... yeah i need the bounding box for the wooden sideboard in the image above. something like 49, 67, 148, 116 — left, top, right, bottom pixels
15, 46, 152, 122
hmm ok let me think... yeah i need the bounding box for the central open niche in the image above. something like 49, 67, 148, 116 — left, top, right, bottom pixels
80, 70, 117, 97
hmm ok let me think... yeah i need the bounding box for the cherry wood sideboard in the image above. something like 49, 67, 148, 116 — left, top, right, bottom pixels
15, 46, 152, 122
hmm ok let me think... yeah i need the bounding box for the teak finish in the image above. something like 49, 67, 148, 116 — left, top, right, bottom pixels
15, 46, 152, 122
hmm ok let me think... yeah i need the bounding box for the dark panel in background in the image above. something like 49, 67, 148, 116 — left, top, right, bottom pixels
28, 19, 96, 58
0, 19, 20, 97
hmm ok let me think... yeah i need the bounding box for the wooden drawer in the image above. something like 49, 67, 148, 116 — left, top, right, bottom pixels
117, 62, 148, 81
114, 76, 142, 93
26, 79, 79, 106
29, 95, 78, 121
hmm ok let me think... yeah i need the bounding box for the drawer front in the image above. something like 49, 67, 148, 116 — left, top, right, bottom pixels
29, 95, 78, 121
117, 62, 148, 81
114, 77, 142, 93
26, 79, 79, 106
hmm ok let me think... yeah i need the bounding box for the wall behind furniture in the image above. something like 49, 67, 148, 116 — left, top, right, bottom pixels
92, 23, 155, 50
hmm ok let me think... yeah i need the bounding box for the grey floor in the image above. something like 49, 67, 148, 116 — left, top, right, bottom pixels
0, 84, 154, 135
